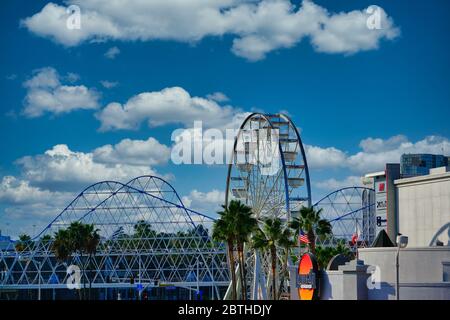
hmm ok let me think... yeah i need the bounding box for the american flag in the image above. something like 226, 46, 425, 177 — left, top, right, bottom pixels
298, 230, 310, 244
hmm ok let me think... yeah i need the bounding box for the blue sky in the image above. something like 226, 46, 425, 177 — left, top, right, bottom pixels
1, 0, 449, 238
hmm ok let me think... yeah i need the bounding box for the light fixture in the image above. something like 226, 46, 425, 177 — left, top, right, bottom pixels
397, 235, 408, 249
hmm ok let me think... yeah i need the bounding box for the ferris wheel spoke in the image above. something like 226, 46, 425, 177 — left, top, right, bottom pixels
255, 168, 285, 218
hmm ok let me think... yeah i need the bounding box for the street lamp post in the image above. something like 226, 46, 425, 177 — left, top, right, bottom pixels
395, 234, 408, 300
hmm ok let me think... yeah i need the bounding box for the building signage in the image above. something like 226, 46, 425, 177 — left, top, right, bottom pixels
296, 253, 319, 300
376, 199, 387, 209
375, 178, 388, 234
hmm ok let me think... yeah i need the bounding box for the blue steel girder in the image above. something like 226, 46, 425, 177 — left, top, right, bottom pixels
313, 187, 376, 247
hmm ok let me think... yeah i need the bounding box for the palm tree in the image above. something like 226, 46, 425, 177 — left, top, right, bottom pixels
212, 206, 237, 300
335, 239, 351, 256
41, 234, 52, 245
67, 222, 87, 299
315, 239, 352, 269
84, 225, 100, 300
15, 234, 32, 252
52, 228, 76, 297
52, 229, 72, 262
51, 223, 100, 300
212, 200, 257, 300
290, 207, 332, 254
251, 218, 284, 300
66, 222, 100, 300
134, 220, 157, 250
277, 227, 295, 299
231, 200, 257, 300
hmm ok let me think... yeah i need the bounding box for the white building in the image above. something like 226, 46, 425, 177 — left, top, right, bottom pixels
316, 166, 450, 300
395, 166, 450, 247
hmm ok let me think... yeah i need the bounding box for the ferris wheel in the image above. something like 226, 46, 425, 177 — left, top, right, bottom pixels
225, 112, 311, 299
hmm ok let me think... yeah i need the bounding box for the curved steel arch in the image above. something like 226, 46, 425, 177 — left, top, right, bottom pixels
313, 186, 376, 247
0, 175, 229, 299
32, 180, 126, 240
34, 176, 217, 240
313, 186, 375, 207
279, 113, 312, 208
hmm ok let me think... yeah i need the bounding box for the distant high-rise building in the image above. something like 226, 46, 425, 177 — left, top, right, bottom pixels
400, 153, 449, 178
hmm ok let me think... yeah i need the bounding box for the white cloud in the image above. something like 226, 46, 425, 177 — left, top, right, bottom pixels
0, 176, 75, 237
314, 176, 363, 191
15, 138, 170, 191
23, 67, 100, 117
1, 137, 171, 237
96, 86, 245, 131
206, 92, 230, 102
93, 137, 171, 166
0, 176, 63, 205
22, 1, 399, 61
305, 144, 347, 169
3, 203, 72, 239
65, 72, 80, 83
347, 136, 450, 173
310, 5, 399, 54
182, 189, 225, 215
104, 46, 120, 59
359, 135, 409, 153
306, 135, 450, 174
23, 67, 60, 88
100, 80, 119, 89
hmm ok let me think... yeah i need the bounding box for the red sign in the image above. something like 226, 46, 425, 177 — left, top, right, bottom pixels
297, 253, 319, 300
378, 182, 385, 192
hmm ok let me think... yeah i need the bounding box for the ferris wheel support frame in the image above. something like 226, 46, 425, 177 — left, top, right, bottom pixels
224, 112, 312, 300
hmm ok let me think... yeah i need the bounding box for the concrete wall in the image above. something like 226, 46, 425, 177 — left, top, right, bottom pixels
367, 282, 450, 300
359, 247, 450, 300
395, 170, 450, 247
320, 260, 370, 300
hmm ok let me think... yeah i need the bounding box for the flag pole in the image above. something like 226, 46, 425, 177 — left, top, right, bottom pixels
355, 218, 359, 261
